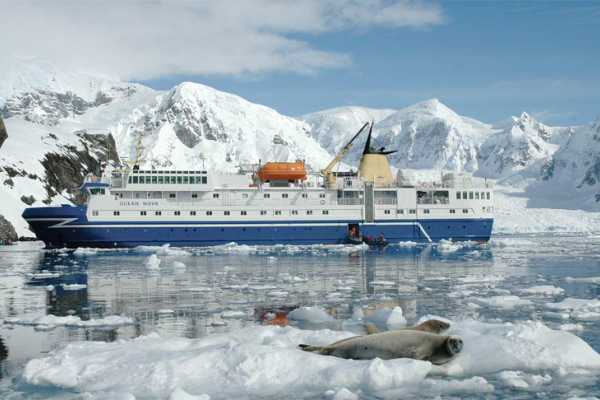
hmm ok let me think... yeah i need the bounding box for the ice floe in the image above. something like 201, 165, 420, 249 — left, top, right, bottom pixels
60, 283, 87, 290
565, 276, 600, 285
473, 295, 533, 310
22, 319, 600, 399
4, 314, 133, 329
519, 285, 565, 296
145, 254, 161, 270
545, 298, 600, 321
288, 306, 335, 324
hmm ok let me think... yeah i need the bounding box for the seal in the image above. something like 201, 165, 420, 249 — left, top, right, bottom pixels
299, 330, 462, 365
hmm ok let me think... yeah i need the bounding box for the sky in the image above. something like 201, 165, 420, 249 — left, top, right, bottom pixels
2, 0, 599, 125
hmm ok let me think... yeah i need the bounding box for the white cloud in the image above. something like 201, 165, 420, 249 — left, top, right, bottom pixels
0, 0, 444, 80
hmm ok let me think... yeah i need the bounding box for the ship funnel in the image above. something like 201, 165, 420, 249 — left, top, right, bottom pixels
359, 121, 395, 187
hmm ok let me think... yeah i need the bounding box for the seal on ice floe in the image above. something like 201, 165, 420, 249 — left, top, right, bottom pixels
299, 320, 461, 365
364, 319, 450, 335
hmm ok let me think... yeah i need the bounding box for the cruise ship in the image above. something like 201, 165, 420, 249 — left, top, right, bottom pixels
23, 123, 494, 248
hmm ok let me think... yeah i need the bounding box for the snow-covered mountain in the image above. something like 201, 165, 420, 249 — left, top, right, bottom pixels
111, 82, 332, 173
302, 106, 396, 157
527, 117, 600, 209
303, 99, 495, 170
477, 112, 573, 182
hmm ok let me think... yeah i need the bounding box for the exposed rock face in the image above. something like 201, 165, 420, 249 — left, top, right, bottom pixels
0, 215, 18, 245
41, 132, 120, 204
0, 117, 6, 148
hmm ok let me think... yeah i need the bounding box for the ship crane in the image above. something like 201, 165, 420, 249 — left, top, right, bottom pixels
320, 121, 370, 188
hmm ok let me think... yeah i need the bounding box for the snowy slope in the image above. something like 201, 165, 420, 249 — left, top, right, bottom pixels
301, 106, 396, 156
526, 118, 600, 210
111, 82, 333, 172
477, 113, 572, 183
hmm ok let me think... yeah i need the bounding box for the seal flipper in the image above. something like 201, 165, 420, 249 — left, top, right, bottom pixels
298, 344, 334, 355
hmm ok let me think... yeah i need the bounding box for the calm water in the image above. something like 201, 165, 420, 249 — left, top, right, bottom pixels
0, 234, 599, 399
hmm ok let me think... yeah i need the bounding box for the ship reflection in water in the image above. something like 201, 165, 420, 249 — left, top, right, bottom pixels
0, 242, 494, 379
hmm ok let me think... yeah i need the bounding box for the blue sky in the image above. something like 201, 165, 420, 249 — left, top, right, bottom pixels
141, 1, 600, 125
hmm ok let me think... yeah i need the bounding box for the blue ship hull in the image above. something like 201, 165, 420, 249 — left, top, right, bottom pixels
22, 206, 493, 248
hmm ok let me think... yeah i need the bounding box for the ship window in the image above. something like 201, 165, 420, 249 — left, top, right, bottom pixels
139, 176, 145, 184
423, 209, 430, 214
192, 193, 198, 199
113, 211, 120, 216
140, 211, 147, 216
241, 210, 247, 215
169, 193, 176, 199
177, 176, 183, 184
175, 211, 181, 216
264, 193, 270, 199
486, 192, 491, 200
282, 193, 288, 198
151, 176, 157, 184
409, 209, 416, 214
463, 209, 469, 213
450, 209, 456, 214
242, 193, 248, 198
224, 211, 230, 216
475, 192, 480, 200
132, 176, 138, 184
213, 193, 219, 199
384, 210, 391, 215
322, 210, 329, 215
183, 176, 189, 184
302, 193, 308, 198
462, 191, 467, 199
319, 193, 326, 198
90, 188, 105, 195
456, 192, 460, 200
307, 210, 313, 215
206, 211, 212, 216
291, 210, 298, 215
202, 177, 207, 184
155, 211, 161, 216
190, 211, 196, 216
159, 176, 166, 184
260, 210, 267, 215
469, 192, 474, 200
397, 209, 404, 214
128, 176, 132, 184
274, 210, 282, 216
92, 210, 99, 216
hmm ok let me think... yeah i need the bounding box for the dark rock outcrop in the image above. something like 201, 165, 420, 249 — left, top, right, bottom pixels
0, 117, 6, 148
41, 132, 120, 204
0, 215, 18, 245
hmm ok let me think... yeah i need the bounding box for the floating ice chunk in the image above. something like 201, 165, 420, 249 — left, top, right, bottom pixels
288, 307, 334, 324
328, 387, 359, 400
365, 307, 407, 330
436, 319, 600, 376
73, 248, 98, 256
173, 261, 187, 270
61, 283, 87, 290
397, 241, 418, 247
221, 311, 247, 319
560, 323, 584, 332
369, 280, 395, 287
497, 370, 552, 389
473, 295, 533, 310
545, 298, 600, 320
266, 291, 288, 297
4, 314, 133, 329
520, 285, 564, 296
145, 254, 161, 270
565, 276, 600, 285
169, 387, 210, 400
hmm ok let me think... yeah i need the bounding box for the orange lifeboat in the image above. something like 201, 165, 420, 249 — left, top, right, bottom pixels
257, 161, 307, 182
